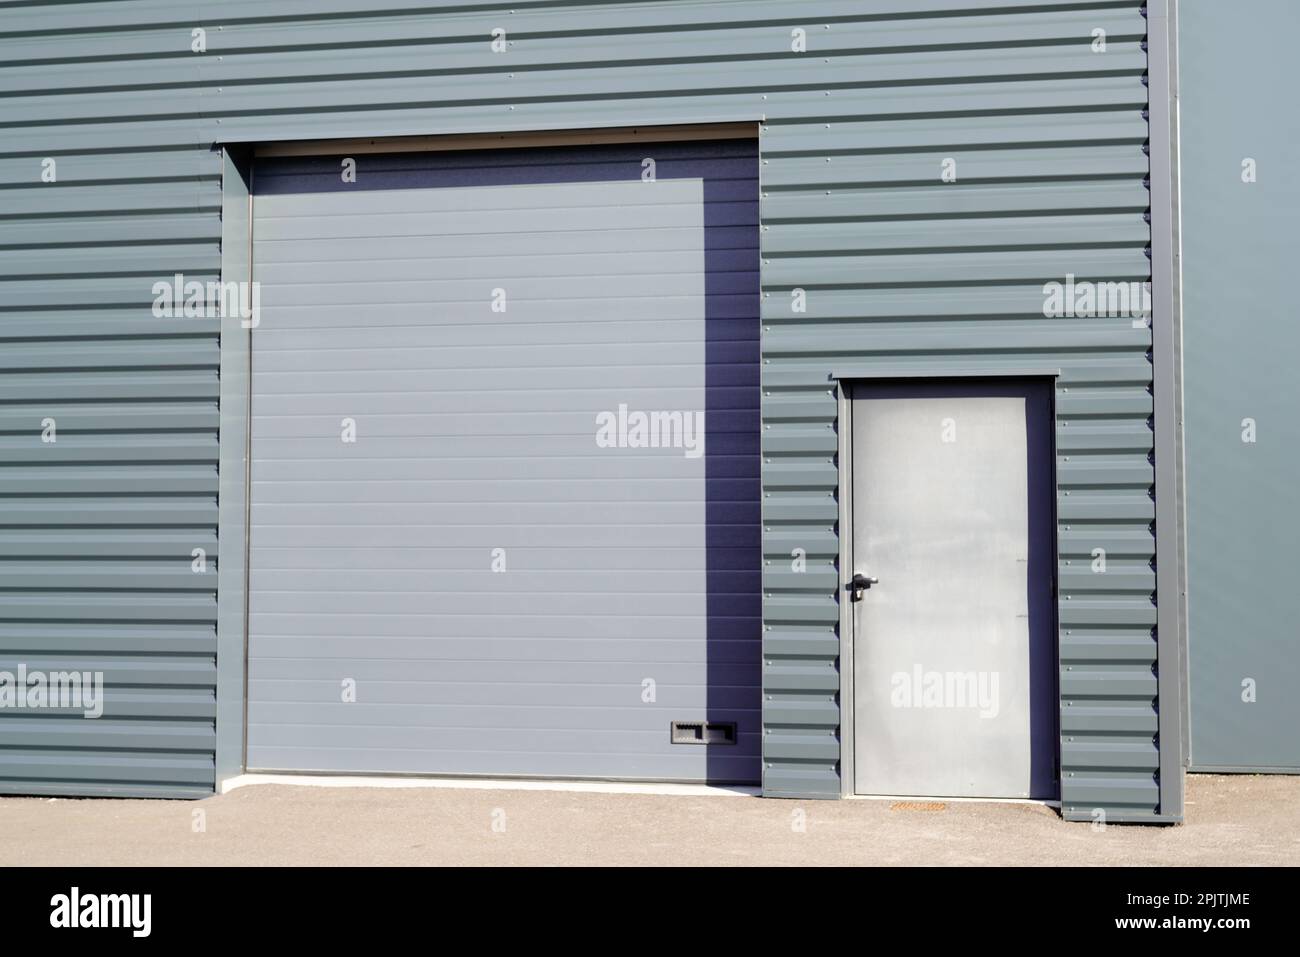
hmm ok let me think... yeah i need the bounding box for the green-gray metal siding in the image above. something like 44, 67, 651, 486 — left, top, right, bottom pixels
0, 83, 220, 793
0, 0, 1163, 814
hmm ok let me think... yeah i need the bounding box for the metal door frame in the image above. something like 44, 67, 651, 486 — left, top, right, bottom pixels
215, 125, 761, 790
834, 370, 1062, 800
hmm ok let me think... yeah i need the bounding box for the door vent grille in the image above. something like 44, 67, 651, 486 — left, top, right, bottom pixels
671, 721, 737, 745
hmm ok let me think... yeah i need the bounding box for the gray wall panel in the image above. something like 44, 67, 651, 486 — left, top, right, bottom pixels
1180, 0, 1300, 771
0, 0, 1164, 813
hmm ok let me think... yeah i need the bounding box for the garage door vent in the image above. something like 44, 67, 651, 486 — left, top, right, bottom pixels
671, 722, 737, 745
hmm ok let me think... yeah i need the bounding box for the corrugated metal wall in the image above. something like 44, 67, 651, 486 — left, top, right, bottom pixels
0, 2, 223, 796
0, 0, 1161, 815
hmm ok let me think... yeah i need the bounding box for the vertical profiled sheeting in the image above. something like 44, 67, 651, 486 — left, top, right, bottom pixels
0, 0, 1159, 813
1180, 0, 1300, 773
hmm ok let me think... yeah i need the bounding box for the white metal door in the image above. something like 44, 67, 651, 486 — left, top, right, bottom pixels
850, 380, 1057, 799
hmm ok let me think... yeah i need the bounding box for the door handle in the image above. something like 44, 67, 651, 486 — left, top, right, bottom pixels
849, 572, 879, 602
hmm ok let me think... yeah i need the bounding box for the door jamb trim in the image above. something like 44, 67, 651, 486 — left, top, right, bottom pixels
214, 146, 254, 791
252, 122, 760, 157
837, 382, 855, 796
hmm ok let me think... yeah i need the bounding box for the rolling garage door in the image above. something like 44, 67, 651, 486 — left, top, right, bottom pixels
245, 140, 761, 783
